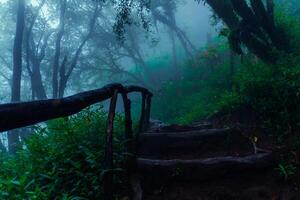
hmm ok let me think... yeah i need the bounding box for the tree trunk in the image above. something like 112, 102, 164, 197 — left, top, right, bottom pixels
52, 0, 66, 98
8, 0, 25, 153
11, 0, 25, 102
57, 2, 98, 98
25, 0, 47, 100
32, 64, 47, 100
58, 56, 68, 98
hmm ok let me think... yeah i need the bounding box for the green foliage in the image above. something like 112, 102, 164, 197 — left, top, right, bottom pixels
152, 13, 300, 137
151, 41, 241, 124
153, 45, 300, 135
275, 0, 300, 17
0, 5, 299, 199
276, 163, 297, 181
275, 150, 299, 181
275, 5, 300, 56
0, 107, 128, 199
234, 60, 300, 136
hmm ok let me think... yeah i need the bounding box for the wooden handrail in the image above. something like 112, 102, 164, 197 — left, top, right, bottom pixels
103, 89, 118, 200
0, 83, 152, 200
0, 83, 121, 132
0, 83, 152, 132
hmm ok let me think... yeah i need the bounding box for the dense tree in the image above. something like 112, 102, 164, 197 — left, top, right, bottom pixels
52, 0, 66, 98
8, 0, 25, 153
0, 0, 200, 152
12, 0, 25, 102
198, 0, 291, 63
25, 0, 48, 100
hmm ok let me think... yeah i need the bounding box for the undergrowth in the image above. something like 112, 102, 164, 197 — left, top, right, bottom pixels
0, 106, 128, 199
152, 11, 300, 138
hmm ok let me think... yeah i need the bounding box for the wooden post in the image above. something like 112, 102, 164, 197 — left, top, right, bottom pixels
138, 93, 146, 134
144, 94, 152, 131
121, 92, 134, 154
103, 89, 118, 200
122, 92, 136, 200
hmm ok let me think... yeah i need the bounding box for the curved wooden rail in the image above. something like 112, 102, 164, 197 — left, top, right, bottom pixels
0, 83, 153, 200
0, 83, 152, 133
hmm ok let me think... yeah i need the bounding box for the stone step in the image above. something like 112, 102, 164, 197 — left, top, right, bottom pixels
148, 123, 213, 133
137, 128, 253, 159
136, 152, 274, 182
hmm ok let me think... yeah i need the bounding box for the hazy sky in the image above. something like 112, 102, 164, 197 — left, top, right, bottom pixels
176, 1, 215, 47
144, 1, 215, 59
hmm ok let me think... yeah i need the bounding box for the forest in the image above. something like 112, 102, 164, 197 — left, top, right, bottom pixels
0, 0, 299, 199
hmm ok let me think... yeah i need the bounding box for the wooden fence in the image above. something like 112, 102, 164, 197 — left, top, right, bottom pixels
0, 83, 153, 200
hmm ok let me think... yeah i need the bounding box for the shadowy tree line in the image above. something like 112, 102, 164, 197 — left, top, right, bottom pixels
198, 0, 292, 63
1, 0, 197, 153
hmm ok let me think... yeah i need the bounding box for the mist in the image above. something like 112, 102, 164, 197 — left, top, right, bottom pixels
0, 0, 299, 199
0, 0, 214, 102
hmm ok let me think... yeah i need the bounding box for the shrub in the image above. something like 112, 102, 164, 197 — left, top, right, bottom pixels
0, 106, 128, 199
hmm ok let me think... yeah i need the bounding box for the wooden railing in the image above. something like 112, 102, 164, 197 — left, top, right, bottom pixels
0, 83, 153, 200
102, 85, 153, 200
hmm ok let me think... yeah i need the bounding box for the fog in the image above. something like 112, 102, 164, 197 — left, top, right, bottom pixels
145, 1, 215, 57
0, 1, 299, 198
0, 0, 216, 153
0, 0, 215, 102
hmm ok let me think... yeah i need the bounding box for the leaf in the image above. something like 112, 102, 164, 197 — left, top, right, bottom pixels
24, 179, 35, 190
10, 180, 21, 186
